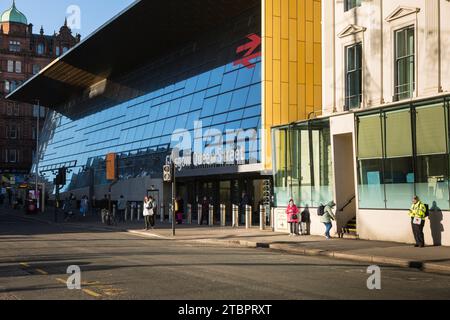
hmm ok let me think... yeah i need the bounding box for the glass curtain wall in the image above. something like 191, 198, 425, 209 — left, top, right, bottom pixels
357, 98, 450, 210
273, 119, 333, 207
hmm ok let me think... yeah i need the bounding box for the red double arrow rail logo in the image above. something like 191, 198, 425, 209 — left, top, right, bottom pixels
233, 34, 262, 69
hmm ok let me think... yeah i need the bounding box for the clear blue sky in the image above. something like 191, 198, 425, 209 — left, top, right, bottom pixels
2, 0, 135, 38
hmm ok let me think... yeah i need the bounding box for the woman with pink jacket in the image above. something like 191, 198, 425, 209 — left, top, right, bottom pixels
286, 199, 300, 236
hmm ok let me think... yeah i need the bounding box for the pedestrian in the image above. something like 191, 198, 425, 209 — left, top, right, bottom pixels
117, 195, 127, 223
320, 201, 336, 239
300, 205, 311, 235
286, 199, 300, 236
201, 196, 209, 225
143, 196, 155, 230
239, 191, 249, 224
409, 195, 427, 248
175, 196, 184, 225
80, 195, 88, 217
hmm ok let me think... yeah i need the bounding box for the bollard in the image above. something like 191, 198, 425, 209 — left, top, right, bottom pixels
220, 204, 226, 227
137, 204, 141, 221
160, 204, 164, 223
187, 204, 192, 224
209, 204, 214, 227
131, 205, 135, 221
125, 206, 129, 221
198, 204, 202, 225
259, 205, 265, 230
232, 204, 239, 228
270, 207, 274, 231
113, 204, 116, 222
245, 205, 252, 229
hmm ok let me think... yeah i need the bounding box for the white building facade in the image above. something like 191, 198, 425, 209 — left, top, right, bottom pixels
320, 0, 450, 245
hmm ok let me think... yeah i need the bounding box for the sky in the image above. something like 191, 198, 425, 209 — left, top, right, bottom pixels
2, 0, 136, 38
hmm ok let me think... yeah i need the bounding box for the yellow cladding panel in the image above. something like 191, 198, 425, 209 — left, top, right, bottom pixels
273, 17, 281, 60
281, 82, 289, 124
265, 0, 273, 37
262, 0, 322, 170
298, 41, 305, 84
314, 1, 322, 43
265, 38, 273, 81
273, 0, 281, 16
281, 40, 289, 82
281, 0, 289, 39
289, 0, 297, 19
289, 19, 297, 61
306, 0, 314, 21
314, 43, 322, 85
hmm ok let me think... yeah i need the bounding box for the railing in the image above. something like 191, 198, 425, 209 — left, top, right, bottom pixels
339, 195, 356, 213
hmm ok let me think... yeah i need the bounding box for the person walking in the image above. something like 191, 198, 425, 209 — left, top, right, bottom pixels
300, 205, 311, 235
286, 199, 300, 236
200, 196, 209, 225
117, 195, 127, 223
321, 201, 336, 239
175, 196, 184, 225
143, 196, 155, 230
80, 195, 89, 217
409, 196, 427, 248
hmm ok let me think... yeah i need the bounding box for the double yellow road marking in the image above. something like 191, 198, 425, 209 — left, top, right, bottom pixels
21, 263, 122, 299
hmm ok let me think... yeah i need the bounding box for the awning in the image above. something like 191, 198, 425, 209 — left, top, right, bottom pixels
7, 0, 260, 108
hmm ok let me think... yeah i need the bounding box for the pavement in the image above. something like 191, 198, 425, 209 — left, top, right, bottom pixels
3, 205, 450, 275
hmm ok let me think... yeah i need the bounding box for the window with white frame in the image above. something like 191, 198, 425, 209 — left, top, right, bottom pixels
15, 61, 21, 73
344, 0, 361, 12
9, 40, 21, 52
4, 80, 10, 93
32, 64, 41, 75
7, 60, 14, 72
8, 125, 17, 139
345, 43, 362, 110
395, 26, 415, 101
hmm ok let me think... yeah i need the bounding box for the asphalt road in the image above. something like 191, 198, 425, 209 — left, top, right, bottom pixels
1, 212, 450, 300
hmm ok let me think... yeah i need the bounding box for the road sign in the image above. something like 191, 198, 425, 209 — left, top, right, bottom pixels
163, 165, 172, 182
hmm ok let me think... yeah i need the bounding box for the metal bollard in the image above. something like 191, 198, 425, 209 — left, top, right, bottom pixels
232, 204, 239, 228
131, 205, 135, 221
187, 204, 192, 224
259, 205, 265, 230
270, 207, 274, 231
220, 204, 226, 227
209, 204, 214, 227
160, 204, 164, 223
245, 205, 252, 229
137, 204, 141, 221
125, 206, 129, 221
198, 204, 202, 225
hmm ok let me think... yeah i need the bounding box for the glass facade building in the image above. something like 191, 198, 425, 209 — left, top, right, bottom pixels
273, 119, 333, 207
34, 6, 262, 194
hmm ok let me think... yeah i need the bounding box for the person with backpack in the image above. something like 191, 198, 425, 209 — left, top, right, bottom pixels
409, 196, 427, 248
319, 201, 336, 239
286, 199, 300, 236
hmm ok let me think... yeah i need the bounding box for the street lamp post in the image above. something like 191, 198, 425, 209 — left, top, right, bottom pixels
35, 100, 40, 211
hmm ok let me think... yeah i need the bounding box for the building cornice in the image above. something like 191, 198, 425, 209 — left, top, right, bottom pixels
385, 6, 420, 23
337, 24, 366, 38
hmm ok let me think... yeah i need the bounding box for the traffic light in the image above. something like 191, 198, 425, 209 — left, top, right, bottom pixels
262, 179, 271, 206
163, 164, 172, 182
55, 167, 66, 186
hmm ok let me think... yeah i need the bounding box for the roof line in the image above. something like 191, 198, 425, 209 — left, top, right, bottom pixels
6, 0, 141, 101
